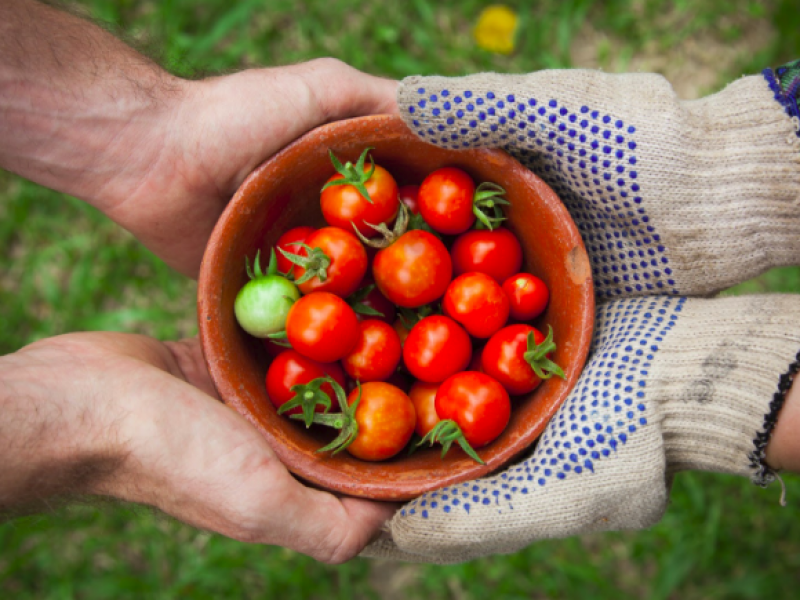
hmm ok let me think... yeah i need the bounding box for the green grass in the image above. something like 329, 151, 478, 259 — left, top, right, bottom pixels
3, 0, 800, 598
0, 175, 196, 353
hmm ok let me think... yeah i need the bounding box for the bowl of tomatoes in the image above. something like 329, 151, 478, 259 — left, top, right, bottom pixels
197, 114, 594, 501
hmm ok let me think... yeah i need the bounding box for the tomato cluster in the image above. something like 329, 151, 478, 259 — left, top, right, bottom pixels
234, 148, 564, 464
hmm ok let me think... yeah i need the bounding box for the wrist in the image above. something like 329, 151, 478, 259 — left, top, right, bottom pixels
0, 338, 128, 511
0, 67, 189, 211
765, 369, 800, 473
78, 74, 190, 214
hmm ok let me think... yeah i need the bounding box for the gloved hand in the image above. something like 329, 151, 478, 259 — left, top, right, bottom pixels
399, 66, 800, 300
363, 64, 800, 563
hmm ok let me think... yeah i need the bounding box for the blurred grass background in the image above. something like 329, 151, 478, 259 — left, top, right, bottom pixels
2, 0, 800, 598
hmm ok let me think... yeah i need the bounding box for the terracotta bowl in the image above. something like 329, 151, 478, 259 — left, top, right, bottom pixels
198, 114, 594, 501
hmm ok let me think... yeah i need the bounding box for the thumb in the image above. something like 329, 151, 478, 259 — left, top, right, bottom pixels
183, 58, 399, 196
292, 57, 399, 122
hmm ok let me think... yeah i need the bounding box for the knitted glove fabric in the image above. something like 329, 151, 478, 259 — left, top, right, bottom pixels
397, 68, 800, 301
365, 294, 800, 563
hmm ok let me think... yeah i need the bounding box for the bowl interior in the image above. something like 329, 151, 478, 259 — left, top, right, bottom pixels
198, 114, 593, 501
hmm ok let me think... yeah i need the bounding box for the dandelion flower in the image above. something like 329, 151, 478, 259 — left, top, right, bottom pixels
474, 5, 518, 55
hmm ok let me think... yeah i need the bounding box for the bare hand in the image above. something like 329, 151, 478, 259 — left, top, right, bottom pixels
98, 60, 399, 277
0, 333, 396, 563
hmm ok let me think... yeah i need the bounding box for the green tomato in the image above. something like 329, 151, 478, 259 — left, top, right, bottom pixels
234, 249, 300, 337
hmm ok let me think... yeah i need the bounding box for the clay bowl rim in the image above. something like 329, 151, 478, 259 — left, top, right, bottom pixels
197, 114, 594, 501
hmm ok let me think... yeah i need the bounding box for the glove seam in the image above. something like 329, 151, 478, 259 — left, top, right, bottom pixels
749, 348, 800, 487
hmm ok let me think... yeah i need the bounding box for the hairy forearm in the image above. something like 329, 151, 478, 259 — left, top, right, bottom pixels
0, 0, 186, 210
0, 340, 126, 513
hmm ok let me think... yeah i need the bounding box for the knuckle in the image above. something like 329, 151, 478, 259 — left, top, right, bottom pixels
315, 525, 360, 564
306, 56, 348, 73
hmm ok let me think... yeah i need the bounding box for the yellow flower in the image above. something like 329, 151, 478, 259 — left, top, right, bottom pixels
473, 5, 519, 55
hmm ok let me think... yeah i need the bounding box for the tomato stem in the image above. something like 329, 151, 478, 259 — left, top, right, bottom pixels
278, 378, 334, 428
351, 202, 409, 249
473, 182, 509, 230
246, 248, 280, 280
277, 243, 331, 285
321, 147, 376, 204
522, 325, 566, 380
290, 376, 362, 455
416, 419, 485, 465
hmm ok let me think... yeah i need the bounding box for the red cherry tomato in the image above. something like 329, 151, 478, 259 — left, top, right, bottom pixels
435, 371, 511, 448
274, 226, 315, 276
398, 185, 420, 214
265, 350, 346, 416
417, 167, 476, 235
290, 226, 368, 298
285, 291, 360, 363
502, 273, 549, 321
481, 324, 550, 395
346, 382, 416, 461
321, 163, 399, 237
342, 319, 403, 383
403, 315, 471, 383
443, 272, 510, 338
451, 227, 523, 283
372, 230, 452, 308
409, 381, 441, 437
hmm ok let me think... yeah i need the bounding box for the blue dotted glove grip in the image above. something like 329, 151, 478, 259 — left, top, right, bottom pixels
400, 296, 685, 521
406, 85, 678, 301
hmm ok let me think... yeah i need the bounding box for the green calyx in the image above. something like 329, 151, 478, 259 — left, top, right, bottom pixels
416, 419, 485, 465
472, 182, 510, 230
351, 201, 410, 249
277, 243, 331, 286
406, 210, 440, 238
321, 147, 376, 204
347, 284, 387, 318
289, 376, 361, 455
523, 325, 566, 380
265, 329, 292, 347
246, 248, 279, 279
397, 304, 436, 330
278, 378, 334, 428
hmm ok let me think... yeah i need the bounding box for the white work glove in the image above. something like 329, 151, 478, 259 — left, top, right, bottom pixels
364, 62, 800, 563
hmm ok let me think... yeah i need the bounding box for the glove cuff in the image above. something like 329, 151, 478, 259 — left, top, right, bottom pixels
653, 295, 800, 483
